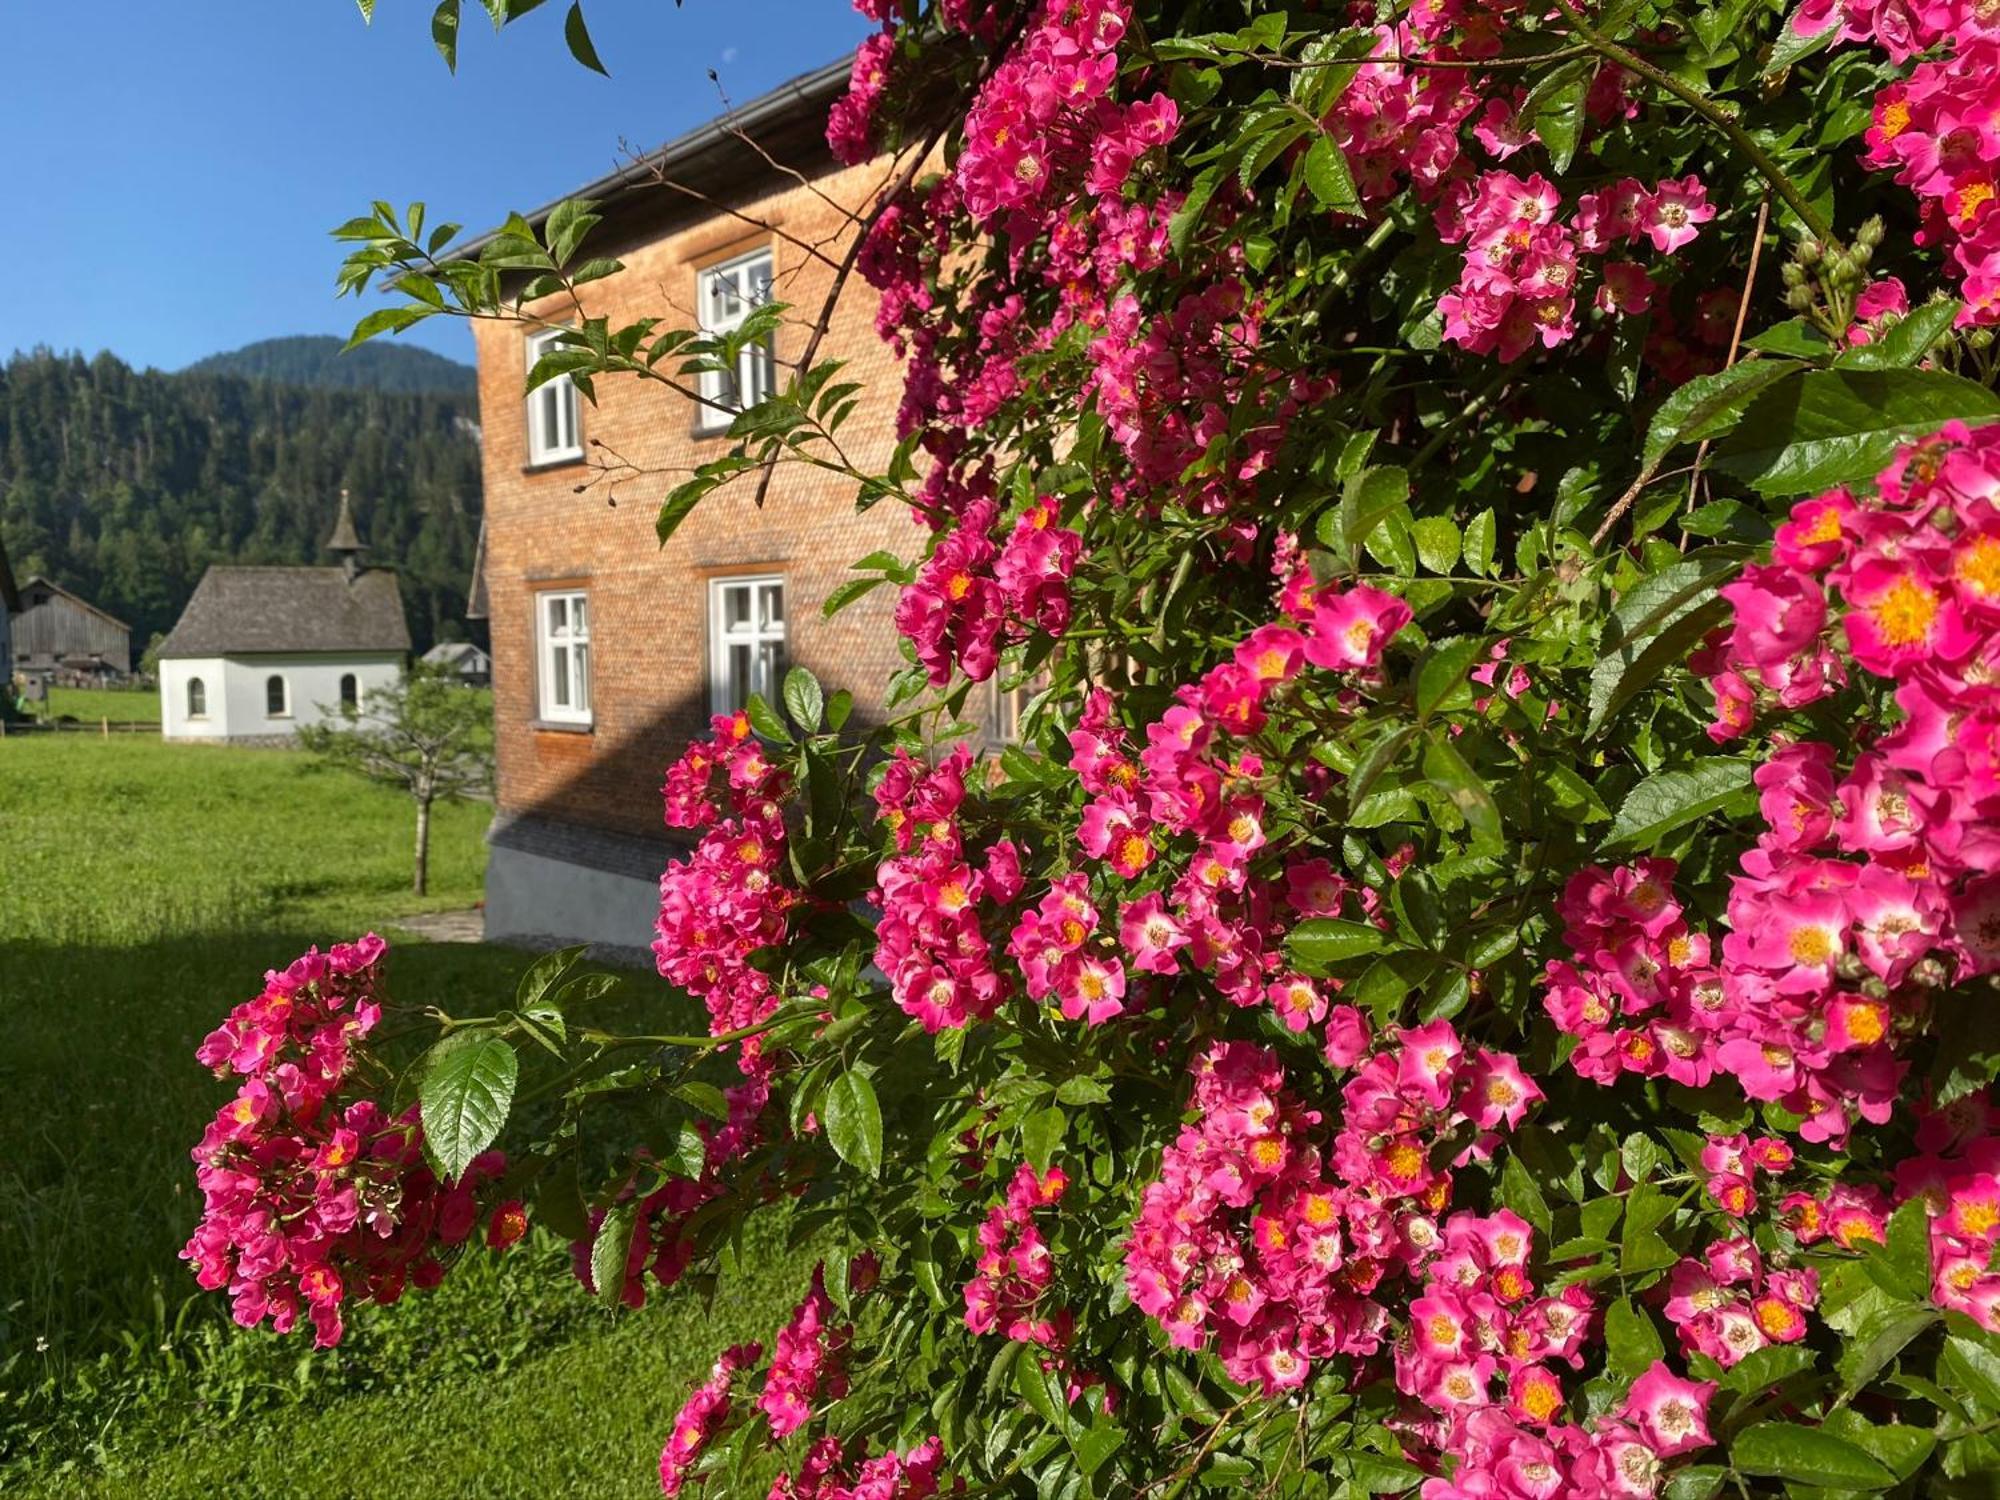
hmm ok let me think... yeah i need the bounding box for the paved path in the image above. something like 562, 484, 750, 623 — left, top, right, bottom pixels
391, 908, 485, 943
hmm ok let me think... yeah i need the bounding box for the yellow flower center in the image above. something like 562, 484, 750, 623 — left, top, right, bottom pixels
1788, 926, 1834, 965
1870, 576, 1938, 647
1521, 1378, 1562, 1422
1959, 537, 2000, 599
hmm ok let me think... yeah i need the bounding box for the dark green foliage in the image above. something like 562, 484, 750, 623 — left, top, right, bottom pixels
0, 348, 483, 652
182, 335, 477, 396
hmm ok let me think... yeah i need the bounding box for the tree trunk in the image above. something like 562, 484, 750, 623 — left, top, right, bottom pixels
414, 794, 432, 897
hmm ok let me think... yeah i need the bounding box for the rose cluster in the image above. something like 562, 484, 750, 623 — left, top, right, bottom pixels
1123, 1029, 1539, 1395
760, 1262, 854, 1437
894, 494, 1083, 685
184, 935, 514, 1347
1802, 0, 2000, 322
1659, 1236, 1819, 1369
963, 1162, 1070, 1346
1551, 424, 2000, 1137
1396, 1212, 1723, 1497
1437, 170, 1713, 362
570, 1077, 769, 1309
1031, 591, 1410, 1033
656, 710, 799, 1074
871, 743, 1021, 1032
768, 1435, 954, 1500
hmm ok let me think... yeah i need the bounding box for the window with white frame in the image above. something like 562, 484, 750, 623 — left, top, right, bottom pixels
696, 249, 776, 430
187, 677, 207, 719
265, 674, 290, 718
536, 590, 592, 724
709, 576, 785, 715
525, 328, 584, 465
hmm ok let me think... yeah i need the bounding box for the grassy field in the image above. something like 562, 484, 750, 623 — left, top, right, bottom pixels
28, 685, 162, 723
1, 736, 802, 1495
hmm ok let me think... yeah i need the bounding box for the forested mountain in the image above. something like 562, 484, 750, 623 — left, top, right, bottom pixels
184, 336, 477, 397
0, 348, 484, 657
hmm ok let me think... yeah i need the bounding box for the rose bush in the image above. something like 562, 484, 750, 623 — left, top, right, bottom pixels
189, 0, 2000, 1491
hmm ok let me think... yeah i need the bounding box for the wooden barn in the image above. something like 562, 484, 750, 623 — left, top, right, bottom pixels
13, 577, 131, 680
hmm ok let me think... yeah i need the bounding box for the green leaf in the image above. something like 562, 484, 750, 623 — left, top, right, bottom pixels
1169, 164, 1223, 255
1822, 1411, 1935, 1483
1714, 368, 2000, 498
1524, 69, 1587, 173
1839, 1302, 1937, 1395
1765, 4, 1836, 74
1464, 508, 1496, 576
1023, 1105, 1067, 1173
1055, 1076, 1111, 1106
783, 667, 825, 732
1423, 733, 1502, 851
590, 1199, 638, 1304
431, 0, 461, 70
343, 305, 434, 351
656, 485, 707, 545
1302, 135, 1361, 214
1411, 516, 1462, 575
1641, 360, 1801, 471
563, 0, 608, 74
1340, 466, 1412, 551
1940, 1333, 2000, 1411
418, 1031, 518, 1182
743, 693, 791, 744
824, 1071, 883, 1178
516, 943, 587, 1010
1585, 553, 1741, 735
1499, 1152, 1553, 1237
1015, 1349, 1065, 1426
1605, 1298, 1666, 1378
1601, 758, 1754, 853
1663, 1467, 1725, 1500
1733, 1423, 1894, 1490
1286, 917, 1389, 971
1346, 723, 1418, 812
1414, 637, 1484, 720
822, 576, 886, 617
1744, 318, 1832, 358
1836, 299, 1959, 370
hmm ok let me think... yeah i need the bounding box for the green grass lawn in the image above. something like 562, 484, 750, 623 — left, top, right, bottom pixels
1, 736, 800, 1496
29, 685, 162, 723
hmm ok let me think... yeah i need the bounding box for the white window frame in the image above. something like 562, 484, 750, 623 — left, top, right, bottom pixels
339, 673, 359, 710
695, 249, 777, 432
265, 673, 290, 719
525, 327, 584, 466
187, 676, 207, 720
708, 575, 786, 716
536, 589, 592, 725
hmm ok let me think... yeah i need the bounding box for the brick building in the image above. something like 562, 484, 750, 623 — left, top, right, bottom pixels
472, 59, 938, 950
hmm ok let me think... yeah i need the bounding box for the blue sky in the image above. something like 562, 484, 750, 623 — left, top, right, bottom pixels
5, 1, 869, 371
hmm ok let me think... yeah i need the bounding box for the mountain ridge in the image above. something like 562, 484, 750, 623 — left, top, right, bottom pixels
182, 335, 477, 397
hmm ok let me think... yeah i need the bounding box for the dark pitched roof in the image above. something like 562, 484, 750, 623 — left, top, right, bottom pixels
21, 576, 130, 631
327, 489, 365, 553
158, 566, 410, 659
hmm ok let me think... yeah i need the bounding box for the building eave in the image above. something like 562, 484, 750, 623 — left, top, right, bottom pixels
445, 55, 856, 264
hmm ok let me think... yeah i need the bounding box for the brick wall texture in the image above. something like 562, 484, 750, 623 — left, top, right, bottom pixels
473, 151, 926, 846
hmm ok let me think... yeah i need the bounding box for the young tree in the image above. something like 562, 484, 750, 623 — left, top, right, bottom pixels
299, 662, 492, 895
181, 1, 2000, 1494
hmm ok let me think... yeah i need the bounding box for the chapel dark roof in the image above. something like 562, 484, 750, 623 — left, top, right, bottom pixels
157, 566, 411, 659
